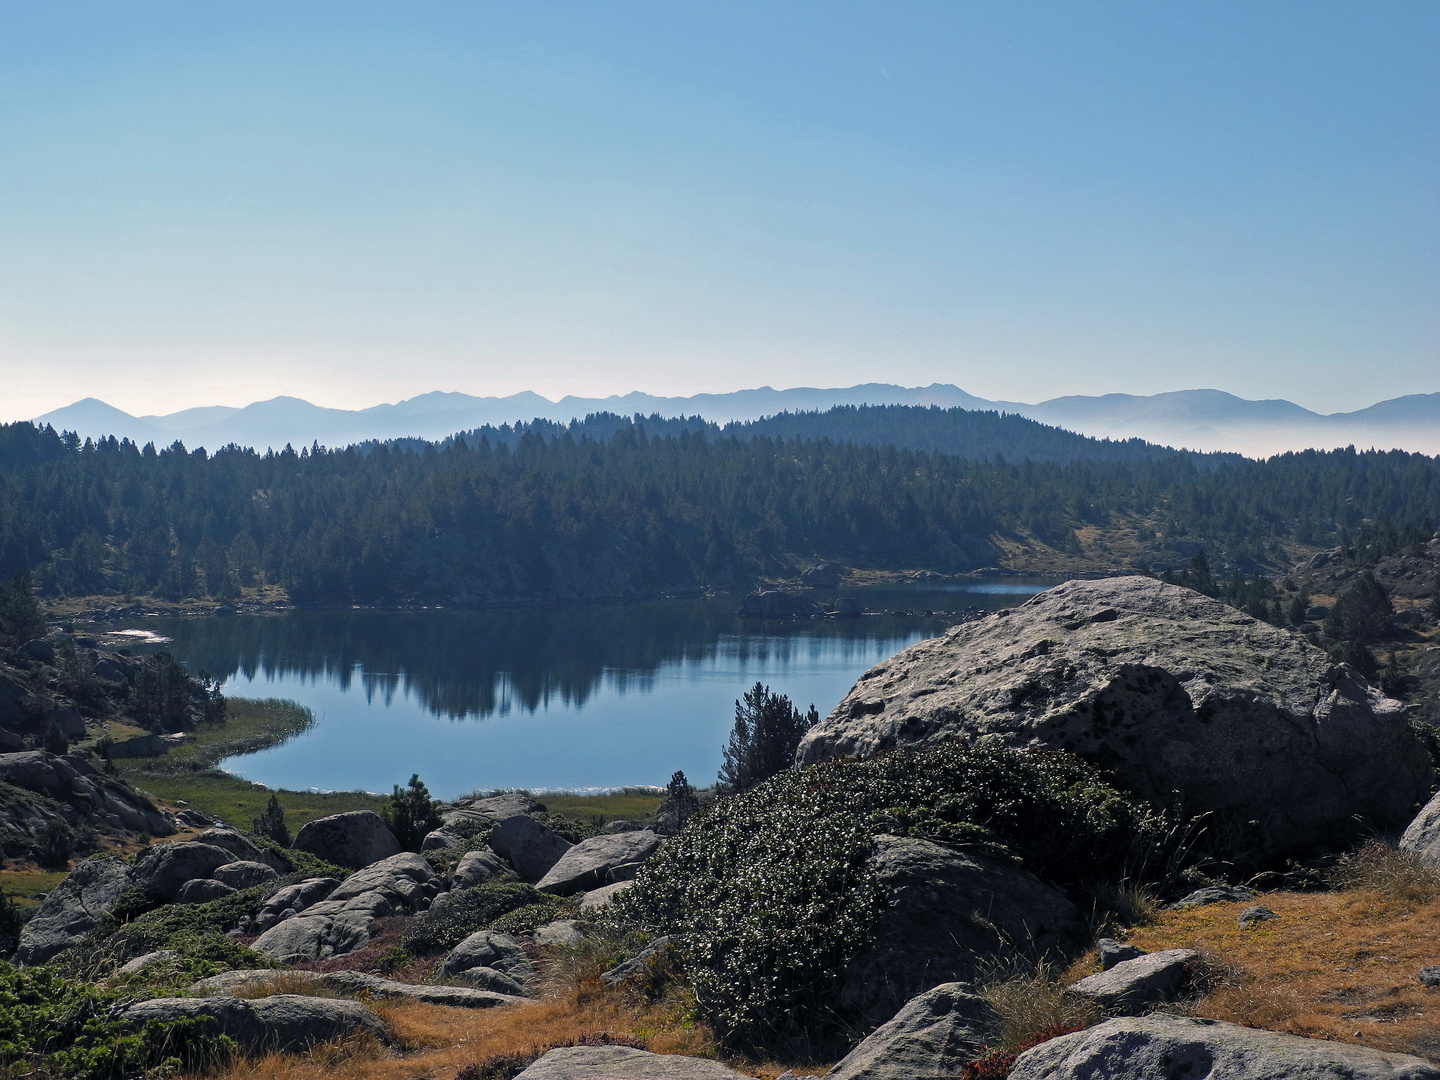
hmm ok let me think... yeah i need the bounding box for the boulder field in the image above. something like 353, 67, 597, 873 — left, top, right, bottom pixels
798, 576, 1432, 857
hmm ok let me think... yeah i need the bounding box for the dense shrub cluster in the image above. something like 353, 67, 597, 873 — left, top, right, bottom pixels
609, 741, 1171, 1051
398, 882, 542, 957
0, 963, 235, 1080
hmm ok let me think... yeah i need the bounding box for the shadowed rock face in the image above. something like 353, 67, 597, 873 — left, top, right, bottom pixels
798, 577, 1432, 858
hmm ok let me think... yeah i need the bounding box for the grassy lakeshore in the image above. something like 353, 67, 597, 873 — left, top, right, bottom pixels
111, 697, 663, 834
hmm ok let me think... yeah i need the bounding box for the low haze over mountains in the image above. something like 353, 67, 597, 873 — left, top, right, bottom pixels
34, 385, 1438, 459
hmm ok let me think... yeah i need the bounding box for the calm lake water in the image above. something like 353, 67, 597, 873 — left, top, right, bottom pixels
116, 580, 1052, 798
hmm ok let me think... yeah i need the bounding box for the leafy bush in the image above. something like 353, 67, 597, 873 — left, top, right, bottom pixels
717, 683, 817, 793
486, 896, 578, 936
609, 741, 1171, 1051
399, 882, 543, 957
382, 773, 443, 851
0, 963, 236, 1079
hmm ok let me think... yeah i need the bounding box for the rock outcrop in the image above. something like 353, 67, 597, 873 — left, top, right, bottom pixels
292, 810, 401, 870
132, 842, 237, 901
487, 815, 572, 882
452, 848, 512, 888
799, 577, 1432, 856
1007, 1014, 1440, 1080
13, 854, 132, 965
838, 835, 1084, 1030
514, 1046, 750, 1079
120, 994, 386, 1055
1399, 790, 1440, 869
825, 982, 997, 1080
536, 830, 662, 895
1065, 949, 1199, 1015
438, 929, 538, 991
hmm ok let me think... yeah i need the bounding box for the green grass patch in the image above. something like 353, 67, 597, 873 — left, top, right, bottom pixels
0, 870, 69, 910
138, 697, 316, 772
536, 787, 664, 826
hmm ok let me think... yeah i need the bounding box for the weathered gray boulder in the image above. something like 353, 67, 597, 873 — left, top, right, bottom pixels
799, 577, 1433, 857
115, 949, 177, 976
1096, 938, 1146, 971
825, 982, 998, 1080
1007, 1014, 1440, 1079
453, 847, 512, 888
1065, 949, 1198, 1015
456, 792, 545, 819
132, 841, 236, 901
192, 968, 526, 1008
420, 827, 465, 850
1399, 790, 1440, 868
0, 751, 77, 789
251, 854, 437, 963
211, 860, 279, 890
839, 836, 1085, 1030
1239, 905, 1279, 929
193, 827, 286, 872
292, 810, 401, 870
175, 878, 238, 904
120, 994, 386, 1055
580, 881, 633, 912
14, 855, 132, 965
438, 929, 537, 990
450, 966, 534, 997
533, 919, 587, 947
488, 816, 572, 882
1169, 886, 1257, 911
514, 1047, 750, 1079
252, 877, 340, 932
536, 830, 662, 894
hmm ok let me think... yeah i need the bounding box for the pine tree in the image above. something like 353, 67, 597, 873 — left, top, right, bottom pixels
383, 773, 442, 851
717, 683, 819, 794
252, 793, 290, 846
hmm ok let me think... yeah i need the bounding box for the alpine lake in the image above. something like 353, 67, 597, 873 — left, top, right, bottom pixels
106, 579, 1052, 799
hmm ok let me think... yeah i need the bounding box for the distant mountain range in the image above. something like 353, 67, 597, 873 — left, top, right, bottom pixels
32, 385, 1438, 459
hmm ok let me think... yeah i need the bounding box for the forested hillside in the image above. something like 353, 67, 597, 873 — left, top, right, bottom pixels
0, 419, 1434, 606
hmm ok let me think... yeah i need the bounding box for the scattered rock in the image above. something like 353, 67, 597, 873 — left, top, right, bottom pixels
536, 830, 662, 895
175, 878, 238, 904
1168, 886, 1257, 910
115, 949, 177, 976
839, 835, 1085, 1030
292, 810, 401, 870
453, 848, 513, 888
132, 841, 237, 901
825, 981, 998, 1080
514, 1046, 750, 1078
1065, 949, 1199, 1015
532, 919, 587, 947
450, 965, 534, 997
1096, 938, 1146, 971
1239, 905, 1279, 929
601, 936, 673, 987
1420, 967, 1440, 988
438, 929, 538, 990
14, 854, 132, 965
488, 816, 573, 883
20, 639, 55, 664
120, 994, 386, 1055
579, 881, 633, 912
1007, 1014, 1440, 1080
1399, 790, 1440, 869
212, 860, 280, 890
320, 970, 527, 1008
798, 577, 1434, 858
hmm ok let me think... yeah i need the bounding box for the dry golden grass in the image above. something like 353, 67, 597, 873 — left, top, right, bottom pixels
1123, 886, 1439, 1060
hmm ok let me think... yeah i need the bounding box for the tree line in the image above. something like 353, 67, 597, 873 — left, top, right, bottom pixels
0, 413, 1435, 606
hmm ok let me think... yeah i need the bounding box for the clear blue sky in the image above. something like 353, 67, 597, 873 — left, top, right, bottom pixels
1, 1, 1435, 419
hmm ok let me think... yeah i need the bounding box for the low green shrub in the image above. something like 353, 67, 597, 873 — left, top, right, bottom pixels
399, 882, 543, 957
608, 741, 1172, 1052
0, 963, 236, 1079
486, 896, 578, 935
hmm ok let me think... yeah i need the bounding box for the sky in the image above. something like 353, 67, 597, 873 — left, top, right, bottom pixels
1, 2, 1436, 421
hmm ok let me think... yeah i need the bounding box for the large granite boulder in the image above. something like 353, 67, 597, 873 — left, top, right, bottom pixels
826, 981, 998, 1080
211, 860, 279, 890
120, 994, 386, 1055
799, 577, 1433, 857
457, 792, 545, 820
175, 878, 238, 904
292, 810, 401, 870
250, 854, 437, 963
13, 855, 132, 965
488, 815, 572, 882
132, 842, 237, 901
839, 836, 1085, 1029
252, 877, 341, 932
1399, 790, 1440, 869
1008, 1014, 1440, 1079
453, 848, 512, 888
438, 929, 538, 990
536, 830, 663, 895
514, 1047, 750, 1078
192, 969, 527, 1008
192, 827, 286, 872
1064, 949, 1199, 1015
